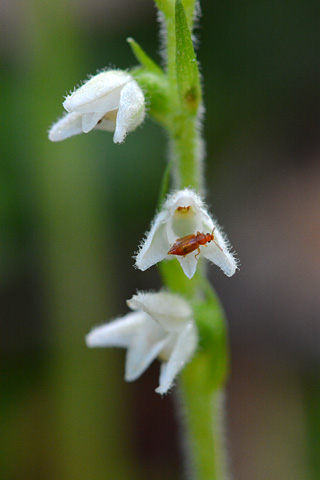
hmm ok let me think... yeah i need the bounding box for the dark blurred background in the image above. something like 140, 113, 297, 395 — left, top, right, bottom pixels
1, 0, 319, 479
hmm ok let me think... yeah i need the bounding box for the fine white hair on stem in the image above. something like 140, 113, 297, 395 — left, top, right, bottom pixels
156, 1, 202, 70
191, 0, 202, 49
156, 9, 169, 68
194, 106, 206, 196
174, 388, 232, 480
173, 386, 197, 480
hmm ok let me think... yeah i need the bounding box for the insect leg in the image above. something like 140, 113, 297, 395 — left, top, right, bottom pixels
213, 240, 223, 252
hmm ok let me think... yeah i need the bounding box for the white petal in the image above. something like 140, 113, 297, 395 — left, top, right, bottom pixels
69, 87, 123, 114
63, 71, 131, 113
202, 238, 237, 277
166, 189, 214, 233
94, 115, 117, 132
135, 209, 171, 271
164, 188, 205, 215
85, 311, 145, 348
155, 323, 198, 394
48, 112, 84, 142
113, 80, 145, 143
81, 112, 105, 133
128, 291, 192, 331
125, 320, 168, 381
177, 255, 198, 279
166, 190, 214, 239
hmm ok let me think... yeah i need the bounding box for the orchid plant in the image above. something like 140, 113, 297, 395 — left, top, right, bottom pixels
49, 1, 238, 479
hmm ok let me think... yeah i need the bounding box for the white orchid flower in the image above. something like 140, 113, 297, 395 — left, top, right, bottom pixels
135, 189, 237, 279
49, 70, 145, 144
86, 291, 198, 395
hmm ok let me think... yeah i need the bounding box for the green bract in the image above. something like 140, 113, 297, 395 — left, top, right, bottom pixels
175, 0, 201, 113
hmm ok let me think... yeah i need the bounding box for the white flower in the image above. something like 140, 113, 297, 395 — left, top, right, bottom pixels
49, 70, 145, 144
135, 189, 237, 279
86, 291, 198, 394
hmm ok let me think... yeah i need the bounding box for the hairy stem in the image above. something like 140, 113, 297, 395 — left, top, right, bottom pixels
177, 385, 229, 480
158, 2, 230, 479
169, 113, 203, 192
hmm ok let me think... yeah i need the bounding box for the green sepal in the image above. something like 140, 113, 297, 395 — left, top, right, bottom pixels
131, 69, 170, 125
192, 298, 229, 393
175, 0, 201, 113
127, 37, 163, 75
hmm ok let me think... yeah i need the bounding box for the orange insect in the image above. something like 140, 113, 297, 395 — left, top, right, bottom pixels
168, 229, 221, 260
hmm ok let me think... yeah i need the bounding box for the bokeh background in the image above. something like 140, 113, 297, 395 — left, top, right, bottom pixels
1, 0, 320, 479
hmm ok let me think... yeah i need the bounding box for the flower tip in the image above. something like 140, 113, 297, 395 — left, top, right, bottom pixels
184, 268, 195, 280
85, 331, 95, 348
221, 253, 239, 277
225, 265, 237, 277
48, 128, 58, 142
48, 112, 84, 142
48, 124, 65, 142
85, 326, 107, 348
154, 386, 168, 395
113, 128, 126, 144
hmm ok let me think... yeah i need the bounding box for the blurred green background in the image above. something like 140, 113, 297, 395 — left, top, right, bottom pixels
1, 0, 319, 479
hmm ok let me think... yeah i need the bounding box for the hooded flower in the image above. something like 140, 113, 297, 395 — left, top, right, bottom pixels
135, 189, 237, 279
86, 291, 198, 394
49, 70, 145, 144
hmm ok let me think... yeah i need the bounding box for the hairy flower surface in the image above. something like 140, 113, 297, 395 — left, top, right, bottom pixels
86, 291, 197, 394
49, 70, 145, 144
135, 189, 237, 279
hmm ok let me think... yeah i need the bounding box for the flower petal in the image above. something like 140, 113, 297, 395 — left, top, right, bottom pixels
177, 254, 198, 279
48, 112, 84, 142
85, 311, 145, 348
127, 291, 192, 331
81, 112, 105, 133
164, 189, 208, 219
113, 80, 145, 143
63, 71, 131, 113
155, 322, 198, 394
135, 210, 171, 271
202, 242, 237, 277
94, 111, 117, 132
125, 320, 168, 381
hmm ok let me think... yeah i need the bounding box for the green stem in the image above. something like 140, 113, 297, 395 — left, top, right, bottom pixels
157, 2, 230, 480
154, 126, 228, 480
177, 383, 229, 480
169, 113, 203, 192
161, 258, 230, 480
165, 12, 177, 87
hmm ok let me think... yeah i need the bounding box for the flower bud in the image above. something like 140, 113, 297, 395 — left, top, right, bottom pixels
49, 70, 145, 144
